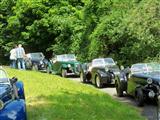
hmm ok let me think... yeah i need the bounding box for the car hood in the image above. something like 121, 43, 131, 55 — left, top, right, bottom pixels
95, 65, 119, 71
0, 85, 10, 99
133, 71, 160, 82
146, 72, 160, 81
93, 65, 120, 74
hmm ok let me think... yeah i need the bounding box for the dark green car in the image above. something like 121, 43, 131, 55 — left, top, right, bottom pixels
47, 54, 80, 77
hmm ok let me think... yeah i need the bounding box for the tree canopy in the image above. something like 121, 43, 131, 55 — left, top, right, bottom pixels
0, 0, 160, 65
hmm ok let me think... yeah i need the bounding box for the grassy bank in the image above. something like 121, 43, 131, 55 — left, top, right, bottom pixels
5, 67, 145, 120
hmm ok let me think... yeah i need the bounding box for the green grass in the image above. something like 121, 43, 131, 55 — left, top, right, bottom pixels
5, 67, 146, 120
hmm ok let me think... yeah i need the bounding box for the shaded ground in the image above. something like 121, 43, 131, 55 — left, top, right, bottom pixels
69, 77, 159, 120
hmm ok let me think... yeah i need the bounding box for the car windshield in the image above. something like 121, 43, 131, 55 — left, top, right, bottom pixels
92, 58, 115, 67
0, 69, 9, 83
131, 63, 160, 74
56, 54, 76, 61
27, 53, 44, 59
104, 58, 115, 65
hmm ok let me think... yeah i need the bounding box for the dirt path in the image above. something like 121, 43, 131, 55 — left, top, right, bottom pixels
69, 77, 159, 120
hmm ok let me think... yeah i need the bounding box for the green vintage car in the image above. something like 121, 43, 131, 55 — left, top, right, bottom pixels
47, 54, 80, 77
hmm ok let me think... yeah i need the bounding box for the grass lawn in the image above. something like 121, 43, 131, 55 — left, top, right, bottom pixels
5, 67, 146, 120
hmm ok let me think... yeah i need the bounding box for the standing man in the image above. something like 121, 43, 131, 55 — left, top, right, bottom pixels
16, 44, 26, 70
10, 45, 17, 68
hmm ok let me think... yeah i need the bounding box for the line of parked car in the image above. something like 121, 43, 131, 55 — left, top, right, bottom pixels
25, 52, 160, 107
1, 52, 160, 120
26, 52, 160, 107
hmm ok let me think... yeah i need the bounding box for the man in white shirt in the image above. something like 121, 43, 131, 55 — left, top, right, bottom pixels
16, 44, 26, 70
10, 45, 17, 68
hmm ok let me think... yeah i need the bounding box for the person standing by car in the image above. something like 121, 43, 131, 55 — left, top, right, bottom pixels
9, 45, 17, 68
16, 44, 26, 70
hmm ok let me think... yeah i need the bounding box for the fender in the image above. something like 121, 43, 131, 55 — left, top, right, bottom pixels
92, 72, 101, 85
15, 81, 25, 99
116, 72, 128, 91
0, 99, 27, 120
97, 70, 108, 77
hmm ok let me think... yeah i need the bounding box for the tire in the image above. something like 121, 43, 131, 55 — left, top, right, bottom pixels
80, 72, 86, 83
116, 80, 123, 97
47, 66, 51, 74
95, 75, 103, 88
61, 69, 67, 78
135, 88, 144, 106
32, 64, 38, 71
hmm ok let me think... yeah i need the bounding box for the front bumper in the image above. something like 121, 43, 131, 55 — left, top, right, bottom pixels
143, 84, 160, 99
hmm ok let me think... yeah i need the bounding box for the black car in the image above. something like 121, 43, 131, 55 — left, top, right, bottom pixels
80, 58, 120, 88
115, 63, 160, 106
25, 52, 48, 71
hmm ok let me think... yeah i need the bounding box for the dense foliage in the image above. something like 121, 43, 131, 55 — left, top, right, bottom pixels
0, 0, 160, 65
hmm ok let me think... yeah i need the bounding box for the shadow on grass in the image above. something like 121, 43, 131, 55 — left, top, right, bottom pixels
27, 91, 144, 120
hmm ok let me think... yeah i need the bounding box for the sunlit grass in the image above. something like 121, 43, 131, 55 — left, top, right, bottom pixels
5, 67, 145, 120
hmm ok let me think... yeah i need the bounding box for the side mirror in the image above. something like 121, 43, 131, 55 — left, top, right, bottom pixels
10, 77, 18, 84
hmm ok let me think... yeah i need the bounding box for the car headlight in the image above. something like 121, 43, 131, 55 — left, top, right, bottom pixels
68, 64, 71, 68
148, 90, 155, 98
0, 100, 4, 110
40, 61, 43, 64
147, 78, 153, 84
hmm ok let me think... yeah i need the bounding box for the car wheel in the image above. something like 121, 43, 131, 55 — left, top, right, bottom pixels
47, 66, 51, 74
116, 80, 123, 97
61, 69, 67, 78
80, 72, 86, 83
135, 88, 144, 106
95, 75, 102, 88
32, 64, 38, 71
